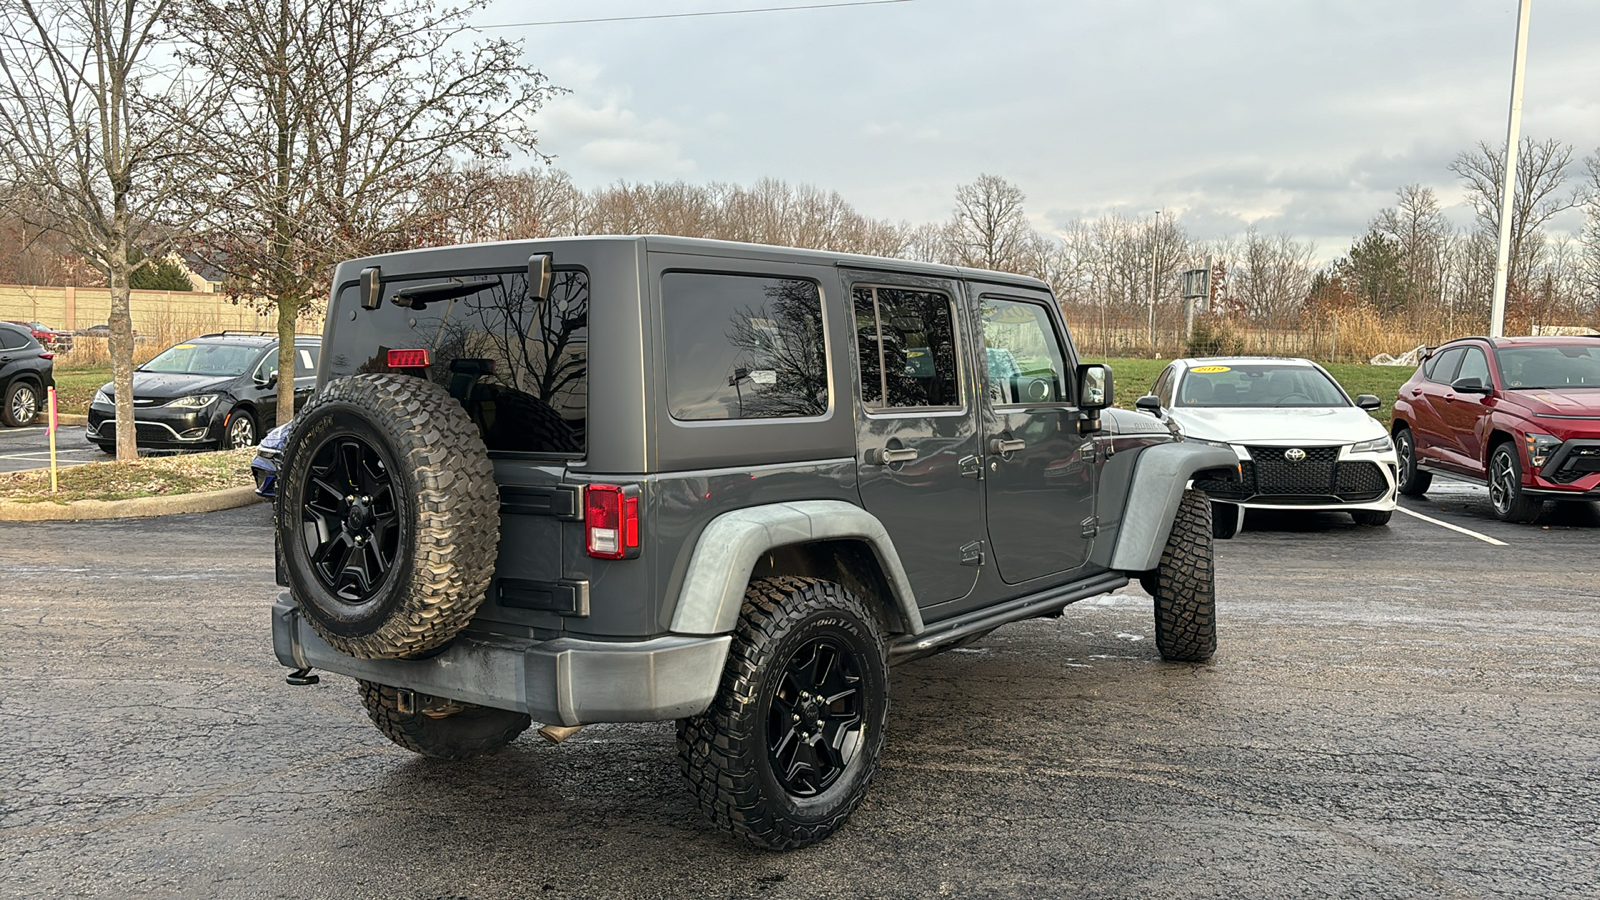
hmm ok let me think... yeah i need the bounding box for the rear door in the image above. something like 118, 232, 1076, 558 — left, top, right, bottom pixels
1408, 346, 1463, 467
848, 272, 982, 609
973, 287, 1094, 584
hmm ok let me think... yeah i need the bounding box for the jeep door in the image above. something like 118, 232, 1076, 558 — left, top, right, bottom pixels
847, 274, 982, 608
972, 288, 1093, 584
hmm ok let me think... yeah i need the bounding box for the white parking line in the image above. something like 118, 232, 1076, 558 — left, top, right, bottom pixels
1395, 505, 1509, 546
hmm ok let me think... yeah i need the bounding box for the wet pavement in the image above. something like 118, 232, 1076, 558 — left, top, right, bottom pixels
2, 492, 1597, 899
0, 422, 103, 474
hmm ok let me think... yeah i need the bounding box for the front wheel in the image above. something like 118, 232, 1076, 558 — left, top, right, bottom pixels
357, 681, 531, 760
1488, 443, 1543, 524
1395, 427, 1431, 496
2, 380, 39, 427
678, 576, 889, 851
1145, 490, 1217, 662
224, 408, 258, 449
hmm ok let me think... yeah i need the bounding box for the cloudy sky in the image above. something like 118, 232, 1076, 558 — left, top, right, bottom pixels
479, 0, 1600, 260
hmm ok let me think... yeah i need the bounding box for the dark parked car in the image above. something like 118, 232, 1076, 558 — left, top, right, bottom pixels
0, 320, 56, 427
1391, 335, 1600, 522
269, 235, 1237, 851
86, 332, 320, 452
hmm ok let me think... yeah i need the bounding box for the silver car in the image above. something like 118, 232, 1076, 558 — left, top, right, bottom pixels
1137, 356, 1399, 536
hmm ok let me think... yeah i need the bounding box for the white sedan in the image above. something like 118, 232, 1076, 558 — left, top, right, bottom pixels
1136, 357, 1399, 537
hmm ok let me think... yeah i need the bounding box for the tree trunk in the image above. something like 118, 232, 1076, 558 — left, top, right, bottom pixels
108, 247, 138, 462
275, 294, 302, 418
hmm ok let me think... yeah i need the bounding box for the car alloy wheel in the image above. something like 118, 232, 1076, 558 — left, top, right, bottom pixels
1488, 449, 1516, 515
301, 435, 402, 603
227, 414, 256, 448
9, 384, 38, 425
766, 634, 867, 798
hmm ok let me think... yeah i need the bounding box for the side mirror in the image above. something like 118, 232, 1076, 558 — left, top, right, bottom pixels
1451, 376, 1492, 395
1135, 395, 1162, 416
528, 254, 553, 300
1355, 394, 1382, 410
258, 369, 278, 389
1077, 364, 1113, 410
359, 266, 383, 310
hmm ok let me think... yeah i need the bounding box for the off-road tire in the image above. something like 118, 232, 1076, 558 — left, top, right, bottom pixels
1395, 426, 1431, 496
1351, 509, 1393, 526
1147, 490, 1217, 662
678, 576, 890, 851
1211, 501, 1240, 539
357, 681, 531, 760
278, 374, 499, 659
2, 380, 39, 427
1488, 442, 1543, 524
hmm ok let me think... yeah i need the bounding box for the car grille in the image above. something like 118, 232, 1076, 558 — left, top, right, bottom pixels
1250, 446, 1340, 494
93, 421, 193, 442
1193, 446, 1390, 504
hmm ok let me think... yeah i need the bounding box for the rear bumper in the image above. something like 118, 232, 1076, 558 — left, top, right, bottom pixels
272, 595, 731, 726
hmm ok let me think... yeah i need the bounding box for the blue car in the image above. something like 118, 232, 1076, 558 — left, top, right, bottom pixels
251, 420, 292, 497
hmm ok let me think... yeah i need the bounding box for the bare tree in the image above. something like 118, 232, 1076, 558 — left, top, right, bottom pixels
1371, 183, 1452, 312
182, 0, 557, 419
1450, 138, 1582, 300
944, 174, 1034, 272
0, 0, 218, 459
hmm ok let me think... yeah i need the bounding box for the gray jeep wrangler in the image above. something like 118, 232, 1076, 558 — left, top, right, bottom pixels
271, 235, 1237, 850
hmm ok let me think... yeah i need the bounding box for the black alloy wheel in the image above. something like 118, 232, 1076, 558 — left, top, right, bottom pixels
766, 635, 866, 798
1488, 443, 1542, 524
301, 435, 402, 603
1395, 427, 1431, 495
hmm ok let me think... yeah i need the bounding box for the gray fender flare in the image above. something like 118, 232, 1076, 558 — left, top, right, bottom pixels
669, 500, 924, 637
1109, 442, 1240, 573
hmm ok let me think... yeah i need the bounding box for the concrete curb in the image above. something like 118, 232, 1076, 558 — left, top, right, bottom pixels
56, 413, 87, 425
0, 485, 263, 522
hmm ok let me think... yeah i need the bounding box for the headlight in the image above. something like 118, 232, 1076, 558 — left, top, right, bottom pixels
1185, 437, 1234, 451
1525, 433, 1562, 468
166, 393, 220, 409
93, 388, 112, 405
1350, 435, 1394, 454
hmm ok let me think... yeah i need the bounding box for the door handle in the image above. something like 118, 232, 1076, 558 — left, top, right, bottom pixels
1409, 389, 1422, 397
989, 438, 1026, 455
872, 447, 918, 465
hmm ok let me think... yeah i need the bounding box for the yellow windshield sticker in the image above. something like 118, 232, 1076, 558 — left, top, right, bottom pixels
1190, 365, 1231, 373
173, 344, 196, 349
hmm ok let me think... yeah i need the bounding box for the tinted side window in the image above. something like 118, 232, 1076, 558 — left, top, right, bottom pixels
293, 342, 320, 377
0, 326, 24, 350
662, 272, 827, 421
1153, 367, 1175, 407
1426, 347, 1465, 384
327, 270, 589, 456
979, 297, 1069, 404
1456, 347, 1490, 385
854, 286, 960, 409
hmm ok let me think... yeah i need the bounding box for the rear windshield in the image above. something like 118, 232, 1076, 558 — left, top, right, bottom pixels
1497, 345, 1600, 389
141, 341, 261, 377
328, 269, 589, 456
1175, 363, 1347, 408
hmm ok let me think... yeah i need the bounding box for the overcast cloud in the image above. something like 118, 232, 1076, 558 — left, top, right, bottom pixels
481, 0, 1600, 260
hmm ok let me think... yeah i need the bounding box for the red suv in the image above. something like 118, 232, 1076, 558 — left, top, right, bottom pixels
1391, 336, 1600, 522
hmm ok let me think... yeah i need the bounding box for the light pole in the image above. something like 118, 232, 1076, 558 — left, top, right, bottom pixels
1148, 210, 1161, 351
1491, 0, 1531, 338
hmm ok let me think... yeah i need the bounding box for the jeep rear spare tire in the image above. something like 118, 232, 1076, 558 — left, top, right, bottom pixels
278, 373, 499, 660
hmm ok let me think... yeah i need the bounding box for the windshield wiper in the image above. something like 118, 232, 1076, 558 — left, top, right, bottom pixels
391, 277, 498, 310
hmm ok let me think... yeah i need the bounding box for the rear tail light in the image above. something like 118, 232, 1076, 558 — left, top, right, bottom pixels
387, 348, 430, 368
39, 351, 53, 360
585, 484, 640, 559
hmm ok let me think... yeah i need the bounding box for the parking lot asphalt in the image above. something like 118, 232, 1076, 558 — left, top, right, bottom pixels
0, 422, 103, 474
2, 491, 1597, 899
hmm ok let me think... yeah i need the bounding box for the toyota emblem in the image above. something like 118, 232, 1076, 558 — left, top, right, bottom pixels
1285, 448, 1307, 462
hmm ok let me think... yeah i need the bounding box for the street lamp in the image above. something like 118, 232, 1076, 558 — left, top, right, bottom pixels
1148, 210, 1161, 350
